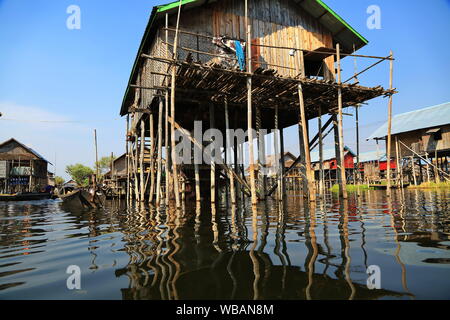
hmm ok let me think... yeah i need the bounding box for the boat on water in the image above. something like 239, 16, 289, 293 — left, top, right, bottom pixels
0, 192, 53, 201
59, 188, 105, 210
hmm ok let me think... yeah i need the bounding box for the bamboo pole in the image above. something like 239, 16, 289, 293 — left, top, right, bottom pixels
149, 111, 155, 203
170, 0, 183, 209
386, 50, 394, 197
156, 98, 164, 206
195, 160, 201, 203
246, 0, 257, 206
318, 108, 324, 197
225, 98, 236, 205
296, 49, 316, 202
94, 129, 99, 184
411, 156, 417, 186
280, 128, 286, 200
165, 15, 171, 206
126, 115, 130, 202
395, 137, 401, 188
140, 119, 145, 202
210, 103, 216, 205
256, 106, 266, 200
336, 44, 348, 199
274, 106, 281, 201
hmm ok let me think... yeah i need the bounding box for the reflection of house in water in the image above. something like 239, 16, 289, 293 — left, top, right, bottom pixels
368, 102, 450, 185
113, 202, 409, 300
0, 138, 51, 193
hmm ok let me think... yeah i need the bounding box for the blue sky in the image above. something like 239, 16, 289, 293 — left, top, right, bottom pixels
0, 0, 449, 179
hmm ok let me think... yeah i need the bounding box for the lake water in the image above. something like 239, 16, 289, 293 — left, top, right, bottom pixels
0, 189, 449, 300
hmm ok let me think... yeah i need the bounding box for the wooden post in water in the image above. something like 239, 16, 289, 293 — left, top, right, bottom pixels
94, 129, 99, 184
165, 15, 171, 205
256, 107, 266, 200
210, 103, 216, 206
225, 98, 236, 205
395, 137, 401, 188
318, 108, 324, 197
156, 97, 164, 206
149, 111, 155, 203
274, 105, 281, 201
280, 128, 286, 200
411, 156, 417, 185
139, 119, 145, 202
296, 49, 316, 202
170, 1, 183, 210
126, 115, 131, 203
246, 0, 257, 206
386, 50, 394, 197
336, 44, 348, 199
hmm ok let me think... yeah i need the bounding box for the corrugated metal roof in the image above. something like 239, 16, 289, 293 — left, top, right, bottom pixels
367, 102, 450, 140
356, 150, 386, 163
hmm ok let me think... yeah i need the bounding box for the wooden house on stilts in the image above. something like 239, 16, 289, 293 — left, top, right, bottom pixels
120, 0, 395, 207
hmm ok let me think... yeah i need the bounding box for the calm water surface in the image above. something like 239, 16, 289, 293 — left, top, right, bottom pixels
0, 190, 449, 300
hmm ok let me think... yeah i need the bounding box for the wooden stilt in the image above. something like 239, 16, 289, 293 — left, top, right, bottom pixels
336, 43, 348, 199
395, 137, 401, 188
296, 49, 316, 202
165, 15, 171, 206
332, 114, 342, 195
225, 98, 236, 205
386, 50, 394, 197
411, 156, 417, 186
210, 103, 216, 205
149, 111, 155, 203
170, 1, 183, 210
280, 127, 286, 200
126, 114, 131, 203
246, 0, 257, 206
318, 108, 324, 197
274, 106, 281, 201
156, 98, 164, 206
140, 119, 145, 202
256, 107, 266, 200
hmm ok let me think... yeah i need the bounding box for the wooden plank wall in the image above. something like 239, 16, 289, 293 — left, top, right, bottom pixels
169, 0, 334, 78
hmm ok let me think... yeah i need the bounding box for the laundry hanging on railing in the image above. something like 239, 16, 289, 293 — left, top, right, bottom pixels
212, 36, 246, 71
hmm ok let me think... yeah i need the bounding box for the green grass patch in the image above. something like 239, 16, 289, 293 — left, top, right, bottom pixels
330, 184, 373, 193
408, 181, 450, 189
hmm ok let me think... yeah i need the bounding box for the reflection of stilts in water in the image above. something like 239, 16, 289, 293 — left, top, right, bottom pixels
357, 193, 368, 269
390, 191, 413, 297
305, 202, 318, 300
257, 202, 272, 296
339, 199, 356, 300
249, 206, 260, 300
87, 211, 99, 271
154, 207, 169, 300
321, 201, 333, 276
166, 210, 182, 300
227, 204, 238, 299
274, 202, 289, 296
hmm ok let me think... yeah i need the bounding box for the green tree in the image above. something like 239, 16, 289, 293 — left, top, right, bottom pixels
55, 176, 65, 186
65, 164, 94, 187
95, 155, 116, 175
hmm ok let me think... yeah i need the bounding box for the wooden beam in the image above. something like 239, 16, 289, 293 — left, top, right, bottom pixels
386, 50, 394, 197
336, 43, 348, 199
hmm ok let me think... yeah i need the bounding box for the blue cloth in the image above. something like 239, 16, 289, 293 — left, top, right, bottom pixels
234, 40, 246, 71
